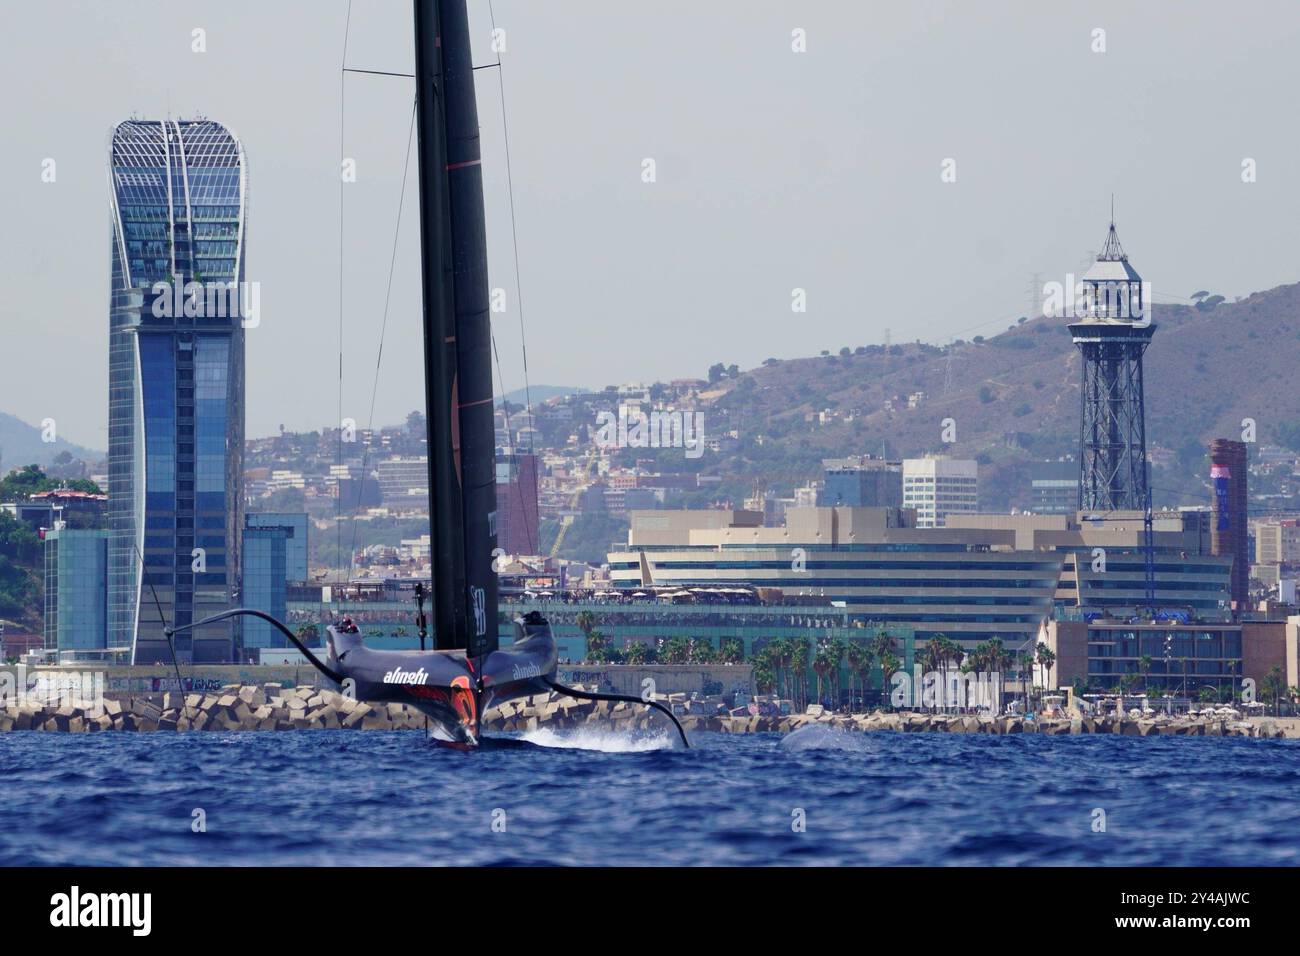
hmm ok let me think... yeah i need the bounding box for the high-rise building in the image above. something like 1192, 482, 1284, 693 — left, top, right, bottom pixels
106, 119, 247, 663
902, 457, 978, 527
239, 515, 306, 653
1210, 439, 1249, 612
1029, 459, 1079, 514
818, 457, 902, 509
43, 528, 110, 655
244, 513, 308, 582
1070, 221, 1153, 511
240, 528, 287, 652
496, 450, 540, 555
375, 456, 429, 510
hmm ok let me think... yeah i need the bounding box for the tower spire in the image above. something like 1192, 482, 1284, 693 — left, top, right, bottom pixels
1099, 202, 1127, 262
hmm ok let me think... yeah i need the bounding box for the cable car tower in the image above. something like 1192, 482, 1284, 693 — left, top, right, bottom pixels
1070, 219, 1154, 512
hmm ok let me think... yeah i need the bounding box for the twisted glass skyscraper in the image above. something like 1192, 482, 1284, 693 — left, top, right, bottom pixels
107, 119, 246, 663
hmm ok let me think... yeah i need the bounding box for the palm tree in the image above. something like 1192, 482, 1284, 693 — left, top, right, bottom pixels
1262, 665, 1285, 716
661, 636, 690, 665
812, 649, 832, 707
844, 641, 866, 711
792, 636, 812, 709
935, 635, 962, 711
988, 637, 1011, 676
922, 638, 945, 712
827, 638, 847, 707
1035, 641, 1056, 695
1017, 650, 1035, 710
1138, 654, 1153, 693
752, 648, 776, 695
878, 651, 901, 709
585, 629, 610, 661
945, 639, 965, 710
771, 638, 792, 702
1119, 672, 1140, 703
719, 638, 743, 665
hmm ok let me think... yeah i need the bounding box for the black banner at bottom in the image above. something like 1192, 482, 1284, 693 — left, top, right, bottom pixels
0, 866, 1280, 942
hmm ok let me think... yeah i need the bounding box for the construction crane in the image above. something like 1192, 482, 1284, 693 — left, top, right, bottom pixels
549, 446, 599, 558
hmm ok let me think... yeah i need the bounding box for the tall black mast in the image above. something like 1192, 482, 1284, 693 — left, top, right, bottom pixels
413, 0, 499, 657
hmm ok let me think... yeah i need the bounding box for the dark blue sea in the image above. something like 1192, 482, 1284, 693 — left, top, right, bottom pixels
2, 726, 1298, 866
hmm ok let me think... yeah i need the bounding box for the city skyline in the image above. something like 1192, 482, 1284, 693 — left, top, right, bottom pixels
5, 1, 1300, 445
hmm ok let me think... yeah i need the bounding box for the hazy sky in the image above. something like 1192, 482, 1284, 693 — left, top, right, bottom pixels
3, 0, 1300, 448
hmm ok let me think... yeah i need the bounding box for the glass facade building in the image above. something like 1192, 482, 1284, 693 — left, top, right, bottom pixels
240, 513, 308, 651
240, 526, 289, 652
43, 529, 111, 653
245, 513, 308, 582
107, 119, 247, 663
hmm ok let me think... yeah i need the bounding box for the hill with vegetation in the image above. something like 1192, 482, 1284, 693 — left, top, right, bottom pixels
692, 282, 1300, 511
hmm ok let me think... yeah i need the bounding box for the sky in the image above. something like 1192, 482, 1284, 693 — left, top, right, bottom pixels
2, 0, 1300, 449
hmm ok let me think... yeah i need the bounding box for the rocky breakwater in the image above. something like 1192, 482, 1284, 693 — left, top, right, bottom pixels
729, 709, 1298, 739
0, 684, 685, 735
0, 685, 430, 733
4, 684, 1297, 740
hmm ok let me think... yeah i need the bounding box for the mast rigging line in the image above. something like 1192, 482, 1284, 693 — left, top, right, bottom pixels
487, 0, 536, 464
337, 0, 354, 591
343, 68, 415, 78
347, 99, 420, 572
480, 0, 539, 555
133, 540, 189, 697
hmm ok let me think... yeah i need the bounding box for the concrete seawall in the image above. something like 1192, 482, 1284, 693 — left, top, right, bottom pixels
1, 684, 1296, 738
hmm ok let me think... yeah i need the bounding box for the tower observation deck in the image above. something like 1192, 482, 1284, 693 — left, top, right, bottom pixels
1069, 221, 1154, 512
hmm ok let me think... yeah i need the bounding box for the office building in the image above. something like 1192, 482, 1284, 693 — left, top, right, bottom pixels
240, 513, 308, 652
1029, 459, 1078, 515
902, 457, 978, 527
245, 513, 308, 581
1253, 518, 1300, 588
43, 528, 110, 654
1042, 616, 1290, 698
818, 457, 902, 508
496, 450, 540, 555
106, 119, 247, 663
375, 456, 429, 510
609, 507, 1231, 651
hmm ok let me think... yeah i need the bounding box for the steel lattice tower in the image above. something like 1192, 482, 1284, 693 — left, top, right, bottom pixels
1069, 221, 1154, 512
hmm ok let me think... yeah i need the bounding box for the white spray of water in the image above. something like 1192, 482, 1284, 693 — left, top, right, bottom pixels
778, 724, 869, 753
519, 726, 675, 753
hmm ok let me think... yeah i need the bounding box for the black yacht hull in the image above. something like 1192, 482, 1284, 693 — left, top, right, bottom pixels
324, 612, 558, 747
